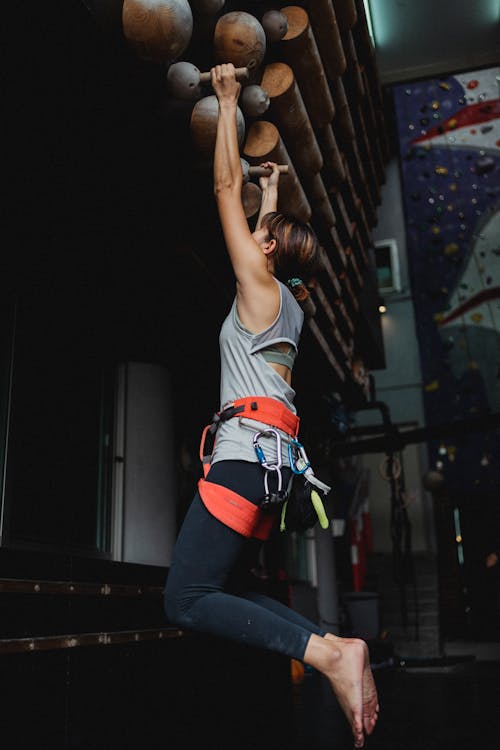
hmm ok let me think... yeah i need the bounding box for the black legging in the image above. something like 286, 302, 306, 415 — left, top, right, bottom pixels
164, 460, 323, 660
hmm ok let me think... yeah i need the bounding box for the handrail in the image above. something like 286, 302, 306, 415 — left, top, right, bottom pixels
0, 627, 186, 655
0, 577, 164, 597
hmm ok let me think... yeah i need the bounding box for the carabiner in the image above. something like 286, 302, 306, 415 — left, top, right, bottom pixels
253, 429, 282, 470
288, 438, 311, 475
253, 429, 284, 505
263, 462, 283, 496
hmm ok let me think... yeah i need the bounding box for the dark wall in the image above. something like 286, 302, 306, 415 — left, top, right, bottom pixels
0, 548, 295, 750
3, 0, 231, 552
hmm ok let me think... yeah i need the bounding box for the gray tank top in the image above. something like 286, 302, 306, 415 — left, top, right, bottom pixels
211, 279, 304, 467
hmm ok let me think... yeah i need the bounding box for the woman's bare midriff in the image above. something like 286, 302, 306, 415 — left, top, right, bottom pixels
267, 360, 292, 385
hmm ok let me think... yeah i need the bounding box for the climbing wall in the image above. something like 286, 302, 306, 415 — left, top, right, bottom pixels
391, 66, 500, 492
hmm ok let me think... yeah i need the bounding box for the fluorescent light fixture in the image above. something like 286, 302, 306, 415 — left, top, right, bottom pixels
362, 0, 376, 47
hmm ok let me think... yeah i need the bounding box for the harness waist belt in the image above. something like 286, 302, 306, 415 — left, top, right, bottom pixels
199, 396, 300, 477
198, 479, 276, 540
224, 396, 300, 437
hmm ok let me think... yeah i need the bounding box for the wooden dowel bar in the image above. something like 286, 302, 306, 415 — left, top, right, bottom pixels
320, 247, 343, 295
358, 113, 382, 203
303, 172, 336, 230
353, 103, 381, 205
352, 226, 371, 269
248, 164, 289, 177
314, 282, 352, 359
330, 77, 355, 142
355, 201, 374, 251
345, 246, 364, 288
345, 140, 376, 224
198, 66, 248, 84
344, 232, 367, 285
307, 319, 346, 382
316, 124, 346, 185
243, 120, 311, 223
329, 188, 354, 242
359, 70, 378, 133
329, 224, 348, 269
339, 156, 373, 246
334, 0, 358, 34
319, 246, 355, 334
304, 0, 346, 79
354, 201, 373, 253
260, 63, 323, 175
339, 269, 359, 312
359, 71, 386, 181
279, 6, 335, 129
343, 30, 365, 99
0, 628, 185, 656
339, 157, 359, 217
333, 296, 355, 336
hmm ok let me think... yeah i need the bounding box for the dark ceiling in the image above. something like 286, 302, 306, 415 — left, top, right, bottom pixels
365, 0, 500, 85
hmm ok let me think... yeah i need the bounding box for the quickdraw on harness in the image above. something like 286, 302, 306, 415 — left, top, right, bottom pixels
198, 396, 331, 539
281, 438, 331, 533
252, 428, 288, 511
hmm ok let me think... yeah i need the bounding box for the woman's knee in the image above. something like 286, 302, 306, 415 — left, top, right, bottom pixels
163, 573, 204, 628
163, 571, 184, 625
164, 589, 189, 628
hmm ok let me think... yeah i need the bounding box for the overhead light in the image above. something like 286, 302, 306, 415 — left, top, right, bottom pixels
362, 0, 376, 47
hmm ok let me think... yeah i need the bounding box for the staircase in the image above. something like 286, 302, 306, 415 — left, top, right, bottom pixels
368, 551, 442, 660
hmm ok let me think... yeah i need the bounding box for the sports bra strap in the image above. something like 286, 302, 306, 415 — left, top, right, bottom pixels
260, 344, 297, 369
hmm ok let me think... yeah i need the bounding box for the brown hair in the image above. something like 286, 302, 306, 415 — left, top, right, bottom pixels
260, 211, 321, 284
260, 212, 321, 314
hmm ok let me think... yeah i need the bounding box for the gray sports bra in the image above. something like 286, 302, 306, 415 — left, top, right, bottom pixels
260, 343, 297, 369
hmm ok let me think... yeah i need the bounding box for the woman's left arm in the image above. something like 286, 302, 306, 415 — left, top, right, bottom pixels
211, 65, 275, 298
255, 162, 280, 229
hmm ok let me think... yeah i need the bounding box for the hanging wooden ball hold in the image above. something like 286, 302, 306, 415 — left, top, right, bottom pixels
261, 10, 288, 43
167, 62, 249, 100
240, 84, 270, 116
122, 0, 193, 64
241, 182, 262, 218
167, 61, 203, 100
240, 158, 252, 184
190, 95, 245, 157
213, 11, 266, 71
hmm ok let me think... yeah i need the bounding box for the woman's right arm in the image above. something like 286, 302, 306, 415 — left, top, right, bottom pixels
211, 65, 278, 328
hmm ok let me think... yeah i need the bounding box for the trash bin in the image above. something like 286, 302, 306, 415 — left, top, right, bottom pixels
343, 592, 380, 640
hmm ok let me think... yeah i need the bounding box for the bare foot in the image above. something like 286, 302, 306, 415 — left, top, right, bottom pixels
303, 634, 366, 747
325, 633, 379, 736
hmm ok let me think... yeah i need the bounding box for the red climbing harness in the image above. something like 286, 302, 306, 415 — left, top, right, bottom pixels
197, 478, 276, 540
199, 396, 300, 477
198, 396, 300, 539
